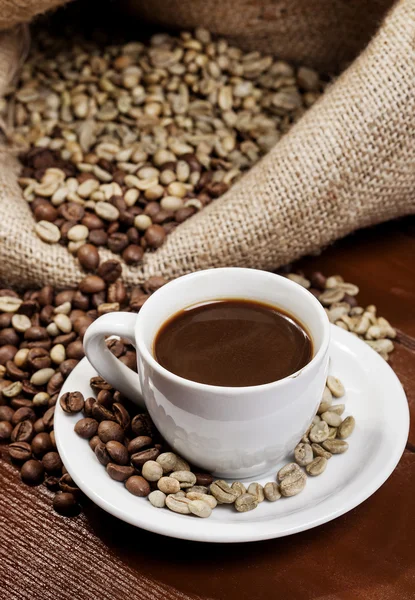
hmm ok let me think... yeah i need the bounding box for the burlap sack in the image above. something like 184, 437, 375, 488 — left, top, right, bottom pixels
0, 0, 414, 289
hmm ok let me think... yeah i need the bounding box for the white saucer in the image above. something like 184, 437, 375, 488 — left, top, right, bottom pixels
54, 325, 409, 543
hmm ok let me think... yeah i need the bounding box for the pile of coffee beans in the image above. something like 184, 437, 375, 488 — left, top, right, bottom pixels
0, 269, 387, 516
63, 373, 353, 517
4, 26, 326, 268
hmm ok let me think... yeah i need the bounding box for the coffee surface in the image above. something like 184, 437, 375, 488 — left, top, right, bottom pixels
154, 299, 312, 387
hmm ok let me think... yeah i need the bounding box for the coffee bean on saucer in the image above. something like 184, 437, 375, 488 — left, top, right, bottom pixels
95, 441, 111, 466
97, 420, 124, 443
127, 436, 153, 454
74, 418, 98, 439
125, 475, 150, 497
59, 391, 85, 414
106, 440, 129, 465
107, 463, 135, 482
91, 402, 116, 422
130, 448, 160, 469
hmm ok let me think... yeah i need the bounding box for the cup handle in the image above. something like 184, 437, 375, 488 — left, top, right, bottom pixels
83, 312, 146, 409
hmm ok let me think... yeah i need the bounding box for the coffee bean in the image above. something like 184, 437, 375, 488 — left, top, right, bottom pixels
142, 276, 167, 294
95, 441, 111, 466
47, 372, 64, 396
43, 406, 55, 429
33, 418, 45, 434
148, 490, 166, 508
294, 442, 314, 466
326, 376, 345, 398
131, 413, 153, 437
27, 347, 51, 370
53, 492, 80, 516
11, 406, 36, 425
66, 340, 84, 360
97, 260, 122, 284
279, 469, 307, 497
144, 224, 166, 248
59, 391, 85, 414
82, 213, 104, 230
122, 245, 143, 265
42, 451, 63, 473
59, 473, 80, 495
108, 233, 129, 254
322, 439, 349, 454
8, 441, 32, 461
235, 493, 258, 512
112, 403, 130, 429
90, 376, 112, 391
11, 420, 34, 443
96, 389, 113, 408
131, 448, 160, 468
21, 459, 44, 485
106, 440, 129, 465
98, 420, 124, 443
79, 275, 106, 294
24, 326, 48, 342
264, 482, 281, 501
247, 482, 265, 502
88, 229, 108, 246
0, 329, 20, 347
142, 460, 163, 482
6, 360, 29, 381
127, 436, 153, 454
74, 418, 98, 439
210, 480, 238, 504
58, 359, 79, 377
125, 475, 150, 497
106, 463, 135, 482
0, 405, 14, 421
107, 281, 127, 305
44, 476, 60, 491
91, 403, 116, 422
0, 420, 13, 441
306, 456, 328, 476
338, 416, 355, 439
31, 432, 53, 456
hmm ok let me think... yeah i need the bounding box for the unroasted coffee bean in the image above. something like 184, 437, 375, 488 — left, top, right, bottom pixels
130, 447, 160, 468
311, 443, 332, 460
21, 459, 44, 485
294, 442, 314, 466
106, 440, 129, 465
322, 439, 349, 454
42, 451, 63, 473
264, 482, 281, 501
79, 275, 106, 294
235, 493, 258, 512
106, 463, 134, 482
8, 441, 32, 461
326, 376, 345, 398
53, 492, 80, 516
165, 493, 191, 514
77, 244, 100, 271
188, 499, 212, 518
210, 480, 238, 504
112, 403, 130, 429
0, 421, 13, 440
321, 411, 342, 427
11, 420, 34, 443
157, 476, 180, 494
247, 482, 265, 502
338, 416, 355, 439
148, 490, 166, 508
279, 469, 307, 497
31, 432, 53, 456
125, 475, 150, 497
156, 452, 178, 473
91, 402, 116, 422
97, 260, 122, 284
59, 391, 84, 414
142, 460, 163, 482
98, 420, 124, 443
277, 462, 303, 482
74, 418, 98, 439
306, 456, 328, 476
309, 420, 330, 443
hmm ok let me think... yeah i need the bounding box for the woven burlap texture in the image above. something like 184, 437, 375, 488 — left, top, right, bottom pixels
0, 0, 414, 289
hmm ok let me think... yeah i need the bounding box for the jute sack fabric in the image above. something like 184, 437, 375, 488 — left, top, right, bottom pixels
0, 0, 414, 289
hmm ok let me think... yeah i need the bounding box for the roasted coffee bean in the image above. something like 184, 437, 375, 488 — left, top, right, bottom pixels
112, 403, 130, 429
131, 413, 153, 437
123, 245, 143, 265
11, 420, 34, 443
0, 405, 14, 421
54, 332, 77, 346
82, 213, 104, 230
79, 275, 106, 294
77, 244, 100, 271
97, 260, 122, 284
53, 492, 80, 516
59, 473, 80, 496
106, 339, 125, 358
66, 340, 84, 360
24, 326, 48, 342
84, 397, 95, 417
130, 448, 160, 469
59, 391, 84, 414
31, 432, 53, 456
125, 475, 150, 497
89, 435, 101, 451
5, 360, 28, 381
27, 347, 51, 370
8, 441, 32, 461
43, 406, 55, 429
119, 351, 137, 370
91, 403, 116, 422
47, 372, 64, 395
74, 418, 98, 439
107, 281, 127, 305
33, 418, 46, 434
106, 463, 134, 482
90, 376, 112, 391
98, 420, 124, 443
127, 436, 153, 454
42, 451, 63, 473
88, 229, 108, 246
21, 459, 44, 485
11, 406, 36, 425
44, 476, 60, 491
95, 441, 111, 466
0, 345, 18, 367
38, 286, 54, 307
107, 233, 129, 254
0, 314, 13, 328
145, 224, 166, 248
96, 389, 113, 408
0, 330, 20, 348
142, 276, 167, 294
0, 420, 13, 440
58, 359, 79, 377
106, 440, 129, 465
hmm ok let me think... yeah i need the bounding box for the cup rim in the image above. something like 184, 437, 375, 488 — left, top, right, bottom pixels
136, 268, 330, 395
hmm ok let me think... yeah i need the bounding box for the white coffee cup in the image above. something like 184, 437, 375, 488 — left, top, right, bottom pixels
84, 268, 330, 478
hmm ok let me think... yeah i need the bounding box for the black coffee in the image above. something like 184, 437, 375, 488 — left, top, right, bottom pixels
154, 299, 312, 387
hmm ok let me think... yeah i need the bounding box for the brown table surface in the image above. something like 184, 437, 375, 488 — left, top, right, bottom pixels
1, 218, 414, 600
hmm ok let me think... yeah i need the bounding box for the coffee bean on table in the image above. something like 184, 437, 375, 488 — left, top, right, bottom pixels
31, 432, 54, 456
74, 418, 98, 439
125, 475, 150, 497
11, 420, 34, 443
97, 260, 122, 284
21, 459, 44, 485
42, 451, 63, 473
53, 492, 80, 516
59, 473, 80, 495
59, 391, 85, 414
106, 463, 135, 482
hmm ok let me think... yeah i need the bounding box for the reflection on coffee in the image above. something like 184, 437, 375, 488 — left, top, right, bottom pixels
154, 299, 312, 387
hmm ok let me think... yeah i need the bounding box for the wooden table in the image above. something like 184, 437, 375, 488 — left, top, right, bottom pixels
1, 218, 414, 600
